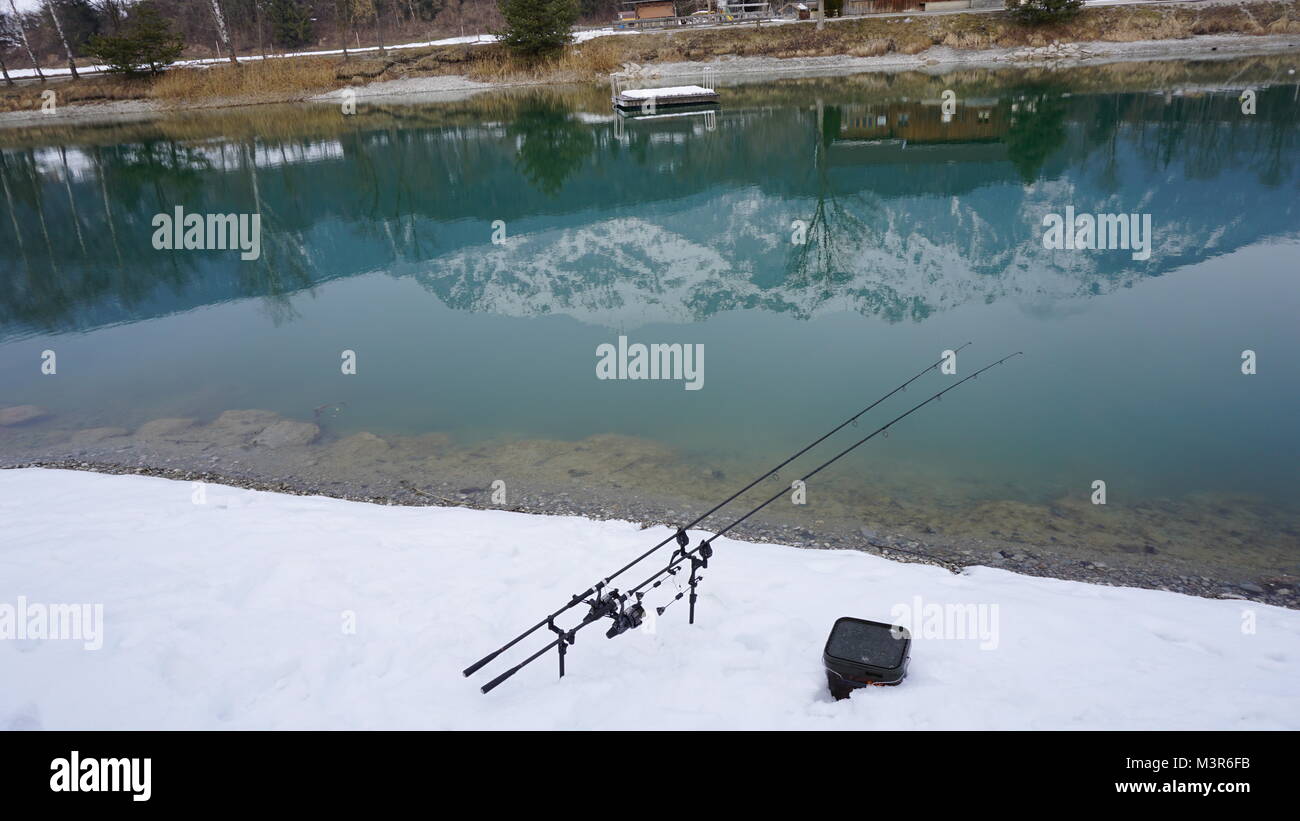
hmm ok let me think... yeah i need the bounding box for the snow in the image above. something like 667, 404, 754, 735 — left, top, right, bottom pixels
619, 85, 718, 100
1, 468, 1296, 730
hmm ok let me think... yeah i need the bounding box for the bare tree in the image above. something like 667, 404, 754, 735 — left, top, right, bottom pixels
0, 11, 14, 85
94, 0, 126, 32
5, 0, 43, 80
335, 0, 352, 57
44, 1, 79, 79
209, 0, 239, 63
787, 100, 870, 291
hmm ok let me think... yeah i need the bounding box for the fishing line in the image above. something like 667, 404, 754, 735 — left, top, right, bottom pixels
461, 343, 970, 679
471, 349, 1022, 694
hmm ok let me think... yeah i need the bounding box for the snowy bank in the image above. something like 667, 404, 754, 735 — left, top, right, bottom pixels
1, 468, 1295, 730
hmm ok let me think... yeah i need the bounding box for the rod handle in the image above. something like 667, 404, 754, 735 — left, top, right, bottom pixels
462, 650, 502, 678
481, 663, 523, 694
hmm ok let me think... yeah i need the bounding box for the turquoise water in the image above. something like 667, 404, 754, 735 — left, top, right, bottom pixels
1, 64, 1298, 539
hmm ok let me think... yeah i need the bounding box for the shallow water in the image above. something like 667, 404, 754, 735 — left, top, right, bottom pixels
1, 58, 1298, 582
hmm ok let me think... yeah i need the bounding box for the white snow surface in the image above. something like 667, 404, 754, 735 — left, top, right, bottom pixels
1, 468, 1296, 730
619, 85, 717, 99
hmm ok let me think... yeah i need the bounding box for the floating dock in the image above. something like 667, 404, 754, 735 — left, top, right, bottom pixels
614, 85, 720, 110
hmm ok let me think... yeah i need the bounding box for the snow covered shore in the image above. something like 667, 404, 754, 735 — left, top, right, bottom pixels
1, 468, 1296, 730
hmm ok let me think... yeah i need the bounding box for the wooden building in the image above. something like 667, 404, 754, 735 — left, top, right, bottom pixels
623, 0, 677, 19
836, 99, 1008, 145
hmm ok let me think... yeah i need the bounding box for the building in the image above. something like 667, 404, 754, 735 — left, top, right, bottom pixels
622, 0, 677, 19
836, 99, 1009, 144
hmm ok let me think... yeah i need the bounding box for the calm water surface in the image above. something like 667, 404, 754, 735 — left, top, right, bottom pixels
1, 59, 1297, 579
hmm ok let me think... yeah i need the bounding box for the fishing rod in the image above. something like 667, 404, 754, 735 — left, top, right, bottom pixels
626, 351, 1025, 621
461, 343, 971, 679
473, 351, 1022, 695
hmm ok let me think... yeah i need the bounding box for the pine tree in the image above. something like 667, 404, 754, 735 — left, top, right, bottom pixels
267, 0, 315, 49
498, 0, 578, 59
1004, 0, 1085, 25
85, 1, 184, 74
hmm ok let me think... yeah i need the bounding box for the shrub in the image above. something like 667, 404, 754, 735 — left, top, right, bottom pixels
1004, 0, 1085, 26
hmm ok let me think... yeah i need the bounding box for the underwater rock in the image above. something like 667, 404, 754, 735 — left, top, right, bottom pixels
135, 418, 197, 439
203, 409, 287, 445
212, 409, 283, 432
252, 420, 320, 448
0, 405, 49, 426
328, 432, 392, 463
403, 432, 453, 458
71, 427, 129, 445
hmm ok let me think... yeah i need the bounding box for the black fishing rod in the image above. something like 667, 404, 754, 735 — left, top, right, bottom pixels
461, 343, 970, 679
475, 351, 1022, 694
627, 351, 1025, 621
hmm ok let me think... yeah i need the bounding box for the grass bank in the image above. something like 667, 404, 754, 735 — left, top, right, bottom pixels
1, 0, 1298, 113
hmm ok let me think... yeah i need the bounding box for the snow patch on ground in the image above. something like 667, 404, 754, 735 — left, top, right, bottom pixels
1, 468, 1295, 730
1, 28, 635, 81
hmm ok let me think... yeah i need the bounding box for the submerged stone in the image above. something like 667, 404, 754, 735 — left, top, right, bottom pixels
0, 405, 49, 426
71, 427, 129, 445
212, 410, 283, 432
327, 432, 392, 462
252, 420, 320, 448
135, 418, 197, 439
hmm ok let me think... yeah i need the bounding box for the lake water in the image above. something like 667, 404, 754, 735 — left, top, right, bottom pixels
1, 57, 1298, 584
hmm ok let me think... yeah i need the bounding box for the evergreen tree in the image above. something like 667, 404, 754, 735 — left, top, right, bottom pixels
1004, 0, 1085, 25
85, 0, 184, 74
497, 0, 578, 58
411, 0, 445, 21
267, 0, 315, 49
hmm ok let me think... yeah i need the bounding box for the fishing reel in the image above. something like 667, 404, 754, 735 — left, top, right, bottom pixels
583, 587, 646, 639
605, 600, 646, 639
584, 587, 620, 623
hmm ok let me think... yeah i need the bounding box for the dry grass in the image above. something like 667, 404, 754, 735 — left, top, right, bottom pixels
465, 38, 626, 82
149, 58, 340, 104
941, 30, 992, 49
847, 38, 895, 57
0, 75, 147, 113
1267, 15, 1300, 32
